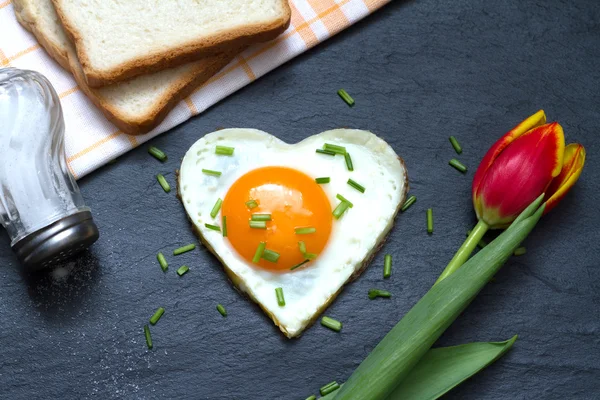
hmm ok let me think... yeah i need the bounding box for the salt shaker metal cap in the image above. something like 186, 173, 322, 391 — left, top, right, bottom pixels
0, 68, 99, 271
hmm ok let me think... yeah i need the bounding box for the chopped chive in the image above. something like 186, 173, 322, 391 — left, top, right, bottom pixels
401, 195, 417, 212
148, 146, 167, 162
290, 259, 310, 271
332, 201, 350, 219
144, 325, 153, 349
222, 216, 227, 237
347, 178, 365, 193
216, 304, 227, 317
149, 307, 165, 325
323, 143, 347, 155
251, 213, 272, 221
344, 153, 354, 171
262, 249, 280, 263
383, 254, 392, 278
157, 252, 168, 272
316, 148, 336, 156
202, 169, 222, 177
449, 158, 467, 173
295, 226, 316, 235
252, 242, 266, 263
368, 289, 392, 299
315, 177, 330, 184
210, 198, 222, 218
305, 396, 316, 400
449, 136, 463, 154
514, 246, 527, 256
321, 316, 342, 332
156, 174, 171, 192
336, 194, 354, 208
320, 381, 341, 396
245, 199, 259, 209
298, 241, 307, 254
173, 244, 195, 255
304, 252, 317, 260
427, 208, 434, 234
337, 88, 355, 107
249, 220, 267, 229
205, 223, 221, 232
177, 265, 189, 276
215, 145, 235, 156
275, 287, 285, 306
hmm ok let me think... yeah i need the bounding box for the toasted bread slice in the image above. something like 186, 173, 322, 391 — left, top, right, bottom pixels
51, 0, 291, 87
14, 0, 235, 135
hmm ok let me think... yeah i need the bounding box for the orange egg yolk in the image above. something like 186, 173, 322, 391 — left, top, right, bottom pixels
221, 166, 332, 272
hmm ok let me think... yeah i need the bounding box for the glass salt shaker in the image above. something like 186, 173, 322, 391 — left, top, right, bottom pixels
0, 68, 99, 271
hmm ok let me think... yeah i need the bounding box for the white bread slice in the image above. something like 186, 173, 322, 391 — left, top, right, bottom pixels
51, 0, 291, 87
14, 0, 235, 135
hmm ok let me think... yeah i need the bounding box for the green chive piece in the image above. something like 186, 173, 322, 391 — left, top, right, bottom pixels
157, 252, 168, 272
290, 259, 310, 271
222, 216, 227, 237
149, 307, 165, 325
305, 396, 317, 400
202, 169, 222, 177
514, 246, 527, 256
315, 177, 330, 184
249, 220, 267, 229
316, 148, 336, 156
320, 381, 341, 396
449, 136, 463, 154
347, 178, 365, 193
252, 242, 266, 263
401, 195, 417, 212
177, 265, 189, 276
344, 153, 354, 171
173, 244, 195, 255
321, 316, 342, 332
216, 304, 227, 317
156, 174, 171, 193
246, 199, 259, 209
323, 143, 347, 154
383, 254, 392, 279
251, 213, 272, 221
304, 252, 318, 260
337, 88, 355, 107
298, 241, 307, 254
336, 194, 354, 208
449, 159, 467, 173
148, 146, 167, 162
275, 287, 285, 306
205, 223, 221, 232
210, 198, 222, 218
295, 226, 316, 235
427, 208, 434, 234
215, 145, 235, 156
332, 201, 350, 219
262, 249, 280, 263
368, 289, 392, 299
144, 325, 153, 349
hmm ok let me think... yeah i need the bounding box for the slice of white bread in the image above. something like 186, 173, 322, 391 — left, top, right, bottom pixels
51, 0, 291, 87
14, 0, 236, 135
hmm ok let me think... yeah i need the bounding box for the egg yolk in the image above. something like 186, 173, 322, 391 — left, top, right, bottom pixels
221, 167, 332, 272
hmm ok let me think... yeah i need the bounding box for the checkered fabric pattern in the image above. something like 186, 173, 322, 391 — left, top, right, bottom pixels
0, 0, 389, 178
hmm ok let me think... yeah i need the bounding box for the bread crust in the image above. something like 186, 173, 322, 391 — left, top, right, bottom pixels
14, 0, 235, 135
175, 146, 409, 338
51, 0, 291, 87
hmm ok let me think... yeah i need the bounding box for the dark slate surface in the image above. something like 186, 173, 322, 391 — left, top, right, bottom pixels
1, 0, 599, 399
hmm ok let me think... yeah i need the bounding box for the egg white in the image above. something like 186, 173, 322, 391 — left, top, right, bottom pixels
179, 128, 408, 337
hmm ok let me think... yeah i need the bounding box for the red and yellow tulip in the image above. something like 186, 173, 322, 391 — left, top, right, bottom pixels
437, 110, 585, 283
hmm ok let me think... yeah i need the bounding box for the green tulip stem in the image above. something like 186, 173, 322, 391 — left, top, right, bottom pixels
435, 219, 489, 284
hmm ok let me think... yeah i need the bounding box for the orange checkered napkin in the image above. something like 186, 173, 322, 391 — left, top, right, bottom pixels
0, 0, 389, 178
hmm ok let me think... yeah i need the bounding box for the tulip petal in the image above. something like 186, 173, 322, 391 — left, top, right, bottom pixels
472, 110, 547, 200
474, 122, 565, 228
544, 143, 586, 214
